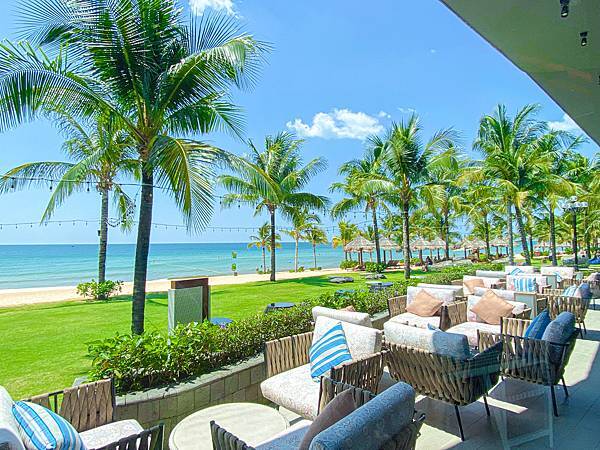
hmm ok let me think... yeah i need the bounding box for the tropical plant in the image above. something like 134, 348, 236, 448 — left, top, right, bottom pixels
473, 104, 549, 265
0, 2, 267, 334
247, 222, 281, 273
220, 132, 328, 281
332, 221, 359, 261
330, 143, 389, 264
304, 224, 328, 269
0, 112, 136, 293
284, 208, 320, 272
375, 114, 458, 278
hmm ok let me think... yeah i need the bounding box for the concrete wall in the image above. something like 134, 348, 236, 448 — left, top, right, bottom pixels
115, 310, 390, 438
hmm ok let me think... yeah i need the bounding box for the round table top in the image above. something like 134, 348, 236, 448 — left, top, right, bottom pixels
269, 302, 296, 308
169, 402, 289, 450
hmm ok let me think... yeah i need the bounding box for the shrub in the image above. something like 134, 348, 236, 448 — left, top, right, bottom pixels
339, 260, 358, 270
87, 262, 500, 392
77, 280, 123, 300
364, 262, 387, 273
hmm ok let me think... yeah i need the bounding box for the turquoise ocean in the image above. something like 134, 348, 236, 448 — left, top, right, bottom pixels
0, 242, 353, 289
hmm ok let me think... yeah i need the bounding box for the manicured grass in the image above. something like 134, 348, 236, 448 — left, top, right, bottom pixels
0, 270, 420, 399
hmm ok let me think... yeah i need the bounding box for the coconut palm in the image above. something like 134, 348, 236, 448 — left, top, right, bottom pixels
220, 132, 328, 281
284, 208, 320, 272
330, 144, 389, 264
0, 111, 136, 293
0, 2, 266, 334
473, 104, 549, 265
375, 115, 458, 278
459, 183, 500, 259
305, 225, 328, 269
332, 221, 359, 260
248, 222, 281, 273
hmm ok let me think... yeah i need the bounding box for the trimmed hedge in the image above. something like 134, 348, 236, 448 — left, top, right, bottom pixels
88, 262, 500, 392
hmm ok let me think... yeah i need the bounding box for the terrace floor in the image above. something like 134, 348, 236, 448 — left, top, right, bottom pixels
281, 304, 600, 449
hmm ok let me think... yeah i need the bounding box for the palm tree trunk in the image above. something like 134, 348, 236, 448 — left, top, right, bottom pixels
294, 236, 299, 272
483, 214, 490, 261
269, 208, 276, 281
132, 169, 153, 335
313, 243, 317, 269
549, 207, 558, 266
507, 201, 515, 264
97, 187, 109, 299
372, 207, 381, 264
443, 211, 450, 260
402, 201, 411, 279
514, 205, 532, 265
584, 211, 592, 258
529, 234, 534, 257
262, 247, 266, 273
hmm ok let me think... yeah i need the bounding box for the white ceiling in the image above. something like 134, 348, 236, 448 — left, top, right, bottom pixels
439, 0, 600, 144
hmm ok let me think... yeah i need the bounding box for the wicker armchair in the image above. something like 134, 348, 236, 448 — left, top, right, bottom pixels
387, 295, 456, 331
537, 290, 589, 334
479, 317, 578, 417
385, 340, 502, 441
264, 331, 385, 394
26, 379, 163, 450
211, 377, 425, 450
446, 301, 532, 328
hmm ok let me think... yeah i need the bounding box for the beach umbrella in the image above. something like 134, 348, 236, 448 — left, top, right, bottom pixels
534, 241, 550, 250
490, 237, 508, 256
410, 236, 433, 264
429, 237, 447, 260
344, 236, 374, 265
378, 236, 400, 263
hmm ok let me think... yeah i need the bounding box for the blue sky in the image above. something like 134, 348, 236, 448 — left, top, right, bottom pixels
0, 0, 597, 245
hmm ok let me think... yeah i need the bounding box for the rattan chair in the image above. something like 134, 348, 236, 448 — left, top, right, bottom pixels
211, 377, 426, 450
387, 295, 456, 331
537, 290, 589, 335
385, 340, 502, 441
478, 317, 578, 417
446, 300, 532, 329
26, 379, 163, 450
263, 331, 385, 394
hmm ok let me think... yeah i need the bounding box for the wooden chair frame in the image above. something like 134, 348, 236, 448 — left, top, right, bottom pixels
537, 291, 589, 335
445, 301, 532, 330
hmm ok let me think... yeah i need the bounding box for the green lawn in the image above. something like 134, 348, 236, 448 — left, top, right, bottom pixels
0, 270, 419, 399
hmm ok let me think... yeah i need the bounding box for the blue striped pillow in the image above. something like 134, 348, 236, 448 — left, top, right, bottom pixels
562, 285, 577, 296
514, 277, 537, 292
12, 401, 86, 450
309, 322, 352, 381
509, 267, 523, 276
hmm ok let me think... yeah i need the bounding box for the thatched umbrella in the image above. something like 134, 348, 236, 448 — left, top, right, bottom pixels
344, 236, 374, 265
411, 236, 433, 264
490, 237, 508, 256
378, 236, 400, 263
430, 237, 447, 260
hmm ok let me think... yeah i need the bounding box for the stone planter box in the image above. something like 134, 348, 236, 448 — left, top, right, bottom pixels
115, 309, 391, 438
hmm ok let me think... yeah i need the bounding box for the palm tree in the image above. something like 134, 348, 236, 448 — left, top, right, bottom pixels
248, 222, 281, 273
332, 221, 359, 260
0, 3, 266, 334
305, 225, 328, 269
330, 144, 389, 264
459, 183, 501, 259
220, 132, 328, 281
0, 112, 136, 292
473, 104, 549, 266
375, 114, 458, 278
284, 208, 320, 272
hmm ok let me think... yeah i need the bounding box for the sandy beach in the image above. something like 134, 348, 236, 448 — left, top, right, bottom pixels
0, 267, 344, 308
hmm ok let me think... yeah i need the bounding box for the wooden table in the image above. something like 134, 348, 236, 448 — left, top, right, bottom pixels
169, 403, 289, 450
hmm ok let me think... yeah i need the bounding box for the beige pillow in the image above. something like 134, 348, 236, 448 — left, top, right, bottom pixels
406, 290, 443, 317
340, 305, 356, 312
463, 278, 485, 295
471, 290, 514, 325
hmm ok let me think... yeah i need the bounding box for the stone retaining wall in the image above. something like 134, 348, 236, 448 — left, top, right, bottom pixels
115, 310, 390, 438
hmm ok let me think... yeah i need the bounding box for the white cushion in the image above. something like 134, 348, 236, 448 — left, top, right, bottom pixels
506, 274, 546, 293
255, 419, 311, 450
463, 275, 502, 291
383, 321, 470, 359
313, 316, 382, 360
446, 322, 501, 347
0, 387, 24, 450
540, 266, 575, 280
260, 365, 320, 420
80, 419, 143, 449
505, 265, 535, 274
467, 295, 526, 323
388, 313, 441, 329
406, 286, 455, 306
475, 270, 506, 278
312, 306, 372, 328
416, 283, 464, 297
472, 287, 516, 301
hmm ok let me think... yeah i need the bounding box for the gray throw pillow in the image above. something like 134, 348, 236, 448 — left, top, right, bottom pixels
299, 389, 357, 450
541, 312, 576, 364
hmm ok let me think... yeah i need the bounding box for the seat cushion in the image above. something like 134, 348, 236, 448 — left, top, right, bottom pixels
260, 365, 321, 420
313, 317, 382, 360
406, 290, 443, 317
417, 283, 464, 297
542, 312, 576, 365
471, 290, 515, 325
475, 270, 506, 278
79, 419, 143, 449
388, 312, 441, 329
256, 420, 311, 450
312, 306, 372, 328
309, 382, 415, 450
541, 266, 574, 281
0, 387, 24, 450
473, 287, 516, 302
384, 321, 470, 359
446, 322, 501, 347
309, 322, 352, 381
406, 286, 455, 306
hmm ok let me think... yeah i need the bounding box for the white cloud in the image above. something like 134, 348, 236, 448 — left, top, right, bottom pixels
286, 109, 384, 140
189, 0, 235, 15
398, 107, 416, 114
548, 114, 581, 132
378, 110, 391, 119
429, 49, 437, 54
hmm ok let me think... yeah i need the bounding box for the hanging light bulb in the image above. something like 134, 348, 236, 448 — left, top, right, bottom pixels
560, 0, 569, 17
580, 31, 588, 46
